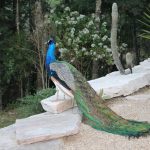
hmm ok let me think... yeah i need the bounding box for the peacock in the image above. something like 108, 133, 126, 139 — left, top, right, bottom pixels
50, 61, 150, 137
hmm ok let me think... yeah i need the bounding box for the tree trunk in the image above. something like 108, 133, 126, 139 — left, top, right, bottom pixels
20, 79, 23, 97
16, 0, 23, 96
133, 17, 140, 65
111, 3, 125, 74
92, 0, 102, 79
92, 61, 99, 79
95, 0, 101, 17
0, 87, 2, 110
37, 70, 43, 90
0, 77, 2, 110
13, 0, 17, 31
16, 0, 20, 34
0, 0, 5, 9
29, 0, 34, 32
34, 1, 47, 89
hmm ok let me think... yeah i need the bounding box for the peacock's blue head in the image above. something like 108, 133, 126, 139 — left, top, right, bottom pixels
48, 37, 55, 45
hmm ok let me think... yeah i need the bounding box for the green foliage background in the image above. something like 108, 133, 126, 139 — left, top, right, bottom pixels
0, 88, 55, 128
0, 0, 149, 110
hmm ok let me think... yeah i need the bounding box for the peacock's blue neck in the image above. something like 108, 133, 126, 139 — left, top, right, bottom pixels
45, 42, 56, 65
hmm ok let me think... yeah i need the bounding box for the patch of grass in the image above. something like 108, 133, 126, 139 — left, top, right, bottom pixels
0, 88, 56, 128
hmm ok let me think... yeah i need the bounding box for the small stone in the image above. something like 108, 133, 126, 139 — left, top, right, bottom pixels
41, 90, 76, 113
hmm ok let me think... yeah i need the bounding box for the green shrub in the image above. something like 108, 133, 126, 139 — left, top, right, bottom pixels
0, 88, 55, 128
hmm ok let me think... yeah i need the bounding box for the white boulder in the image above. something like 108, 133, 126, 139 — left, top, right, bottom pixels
15, 107, 81, 145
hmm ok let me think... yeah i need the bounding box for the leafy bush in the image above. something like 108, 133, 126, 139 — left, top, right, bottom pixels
49, 7, 112, 63
48, 7, 128, 78
0, 88, 55, 128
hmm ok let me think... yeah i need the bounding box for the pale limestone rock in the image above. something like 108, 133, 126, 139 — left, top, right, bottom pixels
15, 107, 81, 145
0, 125, 64, 150
41, 59, 150, 112
89, 59, 150, 98
41, 90, 75, 113
0, 125, 17, 150
126, 94, 150, 101
140, 58, 150, 70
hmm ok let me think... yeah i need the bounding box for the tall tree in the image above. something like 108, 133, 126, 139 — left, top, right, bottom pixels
91, 0, 102, 79
0, 0, 35, 107
31, 1, 49, 90
16, 0, 20, 34
0, 32, 2, 108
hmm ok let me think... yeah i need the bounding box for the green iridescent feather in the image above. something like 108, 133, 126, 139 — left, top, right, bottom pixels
50, 61, 150, 137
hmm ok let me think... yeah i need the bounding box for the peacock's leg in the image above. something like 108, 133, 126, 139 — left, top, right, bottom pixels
56, 86, 59, 101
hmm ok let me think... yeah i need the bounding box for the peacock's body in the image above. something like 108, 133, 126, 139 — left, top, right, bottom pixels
50, 61, 150, 137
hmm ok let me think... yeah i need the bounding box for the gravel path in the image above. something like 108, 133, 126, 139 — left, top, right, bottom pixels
63, 87, 150, 150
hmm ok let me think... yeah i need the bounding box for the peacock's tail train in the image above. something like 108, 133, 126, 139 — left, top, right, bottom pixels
51, 61, 150, 137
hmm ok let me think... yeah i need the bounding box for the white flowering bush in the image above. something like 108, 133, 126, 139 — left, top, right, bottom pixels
47, 7, 129, 78
48, 7, 113, 66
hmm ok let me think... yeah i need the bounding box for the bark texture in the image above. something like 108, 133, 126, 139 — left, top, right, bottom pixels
92, 0, 102, 79
111, 3, 125, 74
